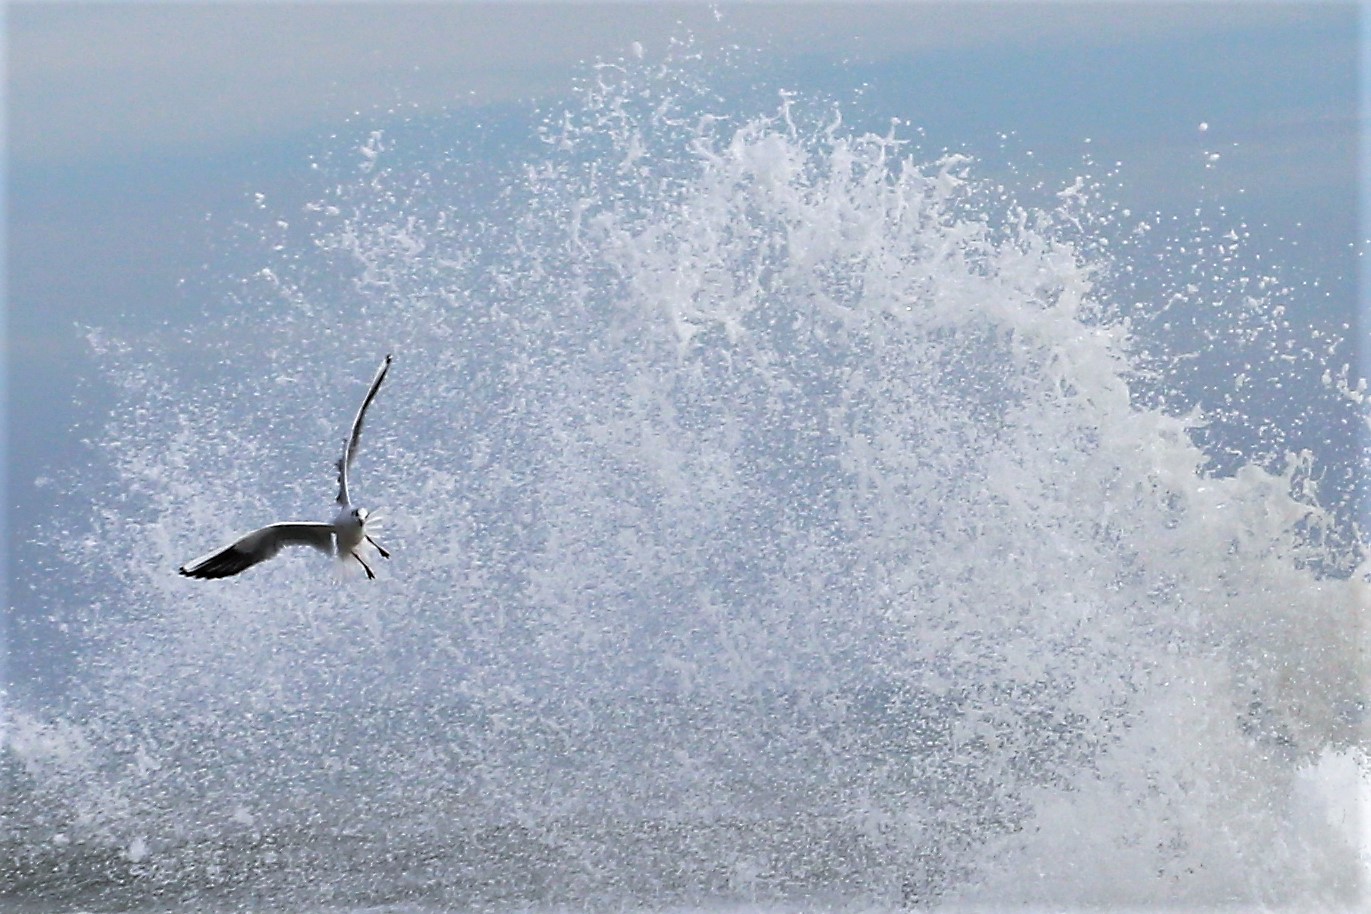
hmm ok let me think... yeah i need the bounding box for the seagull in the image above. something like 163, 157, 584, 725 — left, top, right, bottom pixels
179, 354, 394, 580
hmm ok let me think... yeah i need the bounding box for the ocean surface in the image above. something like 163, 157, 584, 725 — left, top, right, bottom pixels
4, 43, 1367, 913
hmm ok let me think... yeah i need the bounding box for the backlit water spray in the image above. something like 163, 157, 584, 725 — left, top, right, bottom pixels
5, 50, 1367, 911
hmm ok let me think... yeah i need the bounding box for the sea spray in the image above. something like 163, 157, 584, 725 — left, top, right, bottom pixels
6, 48, 1366, 911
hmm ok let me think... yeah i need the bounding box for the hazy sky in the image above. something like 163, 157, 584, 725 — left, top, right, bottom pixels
10, 3, 1327, 168
4, 2, 1362, 699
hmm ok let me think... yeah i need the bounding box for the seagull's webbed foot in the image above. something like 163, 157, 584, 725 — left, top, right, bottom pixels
366, 535, 390, 559
353, 552, 376, 580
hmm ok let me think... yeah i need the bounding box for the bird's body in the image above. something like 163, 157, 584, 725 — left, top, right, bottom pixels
179, 354, 393, 580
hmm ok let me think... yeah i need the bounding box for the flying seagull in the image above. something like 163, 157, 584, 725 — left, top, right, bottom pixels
179, 354, 394, 580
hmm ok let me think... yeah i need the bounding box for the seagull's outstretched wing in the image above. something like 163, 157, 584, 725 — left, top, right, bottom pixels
179, 522, 336, 579
336, 354, 393, 506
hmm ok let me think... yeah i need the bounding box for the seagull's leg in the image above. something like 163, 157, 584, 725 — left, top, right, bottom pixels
366, 534, 390, 559
353, 552, 376, 580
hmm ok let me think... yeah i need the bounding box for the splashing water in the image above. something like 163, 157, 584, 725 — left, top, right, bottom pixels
5, 51, 1367, 912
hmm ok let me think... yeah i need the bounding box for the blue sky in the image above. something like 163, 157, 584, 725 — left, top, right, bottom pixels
4, 2, 1363, 700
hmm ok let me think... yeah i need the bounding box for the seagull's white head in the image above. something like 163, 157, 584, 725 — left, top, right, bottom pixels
352, 506, 369, 524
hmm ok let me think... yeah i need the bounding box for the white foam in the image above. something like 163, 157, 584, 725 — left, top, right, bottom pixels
23, 44, 1366, 909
